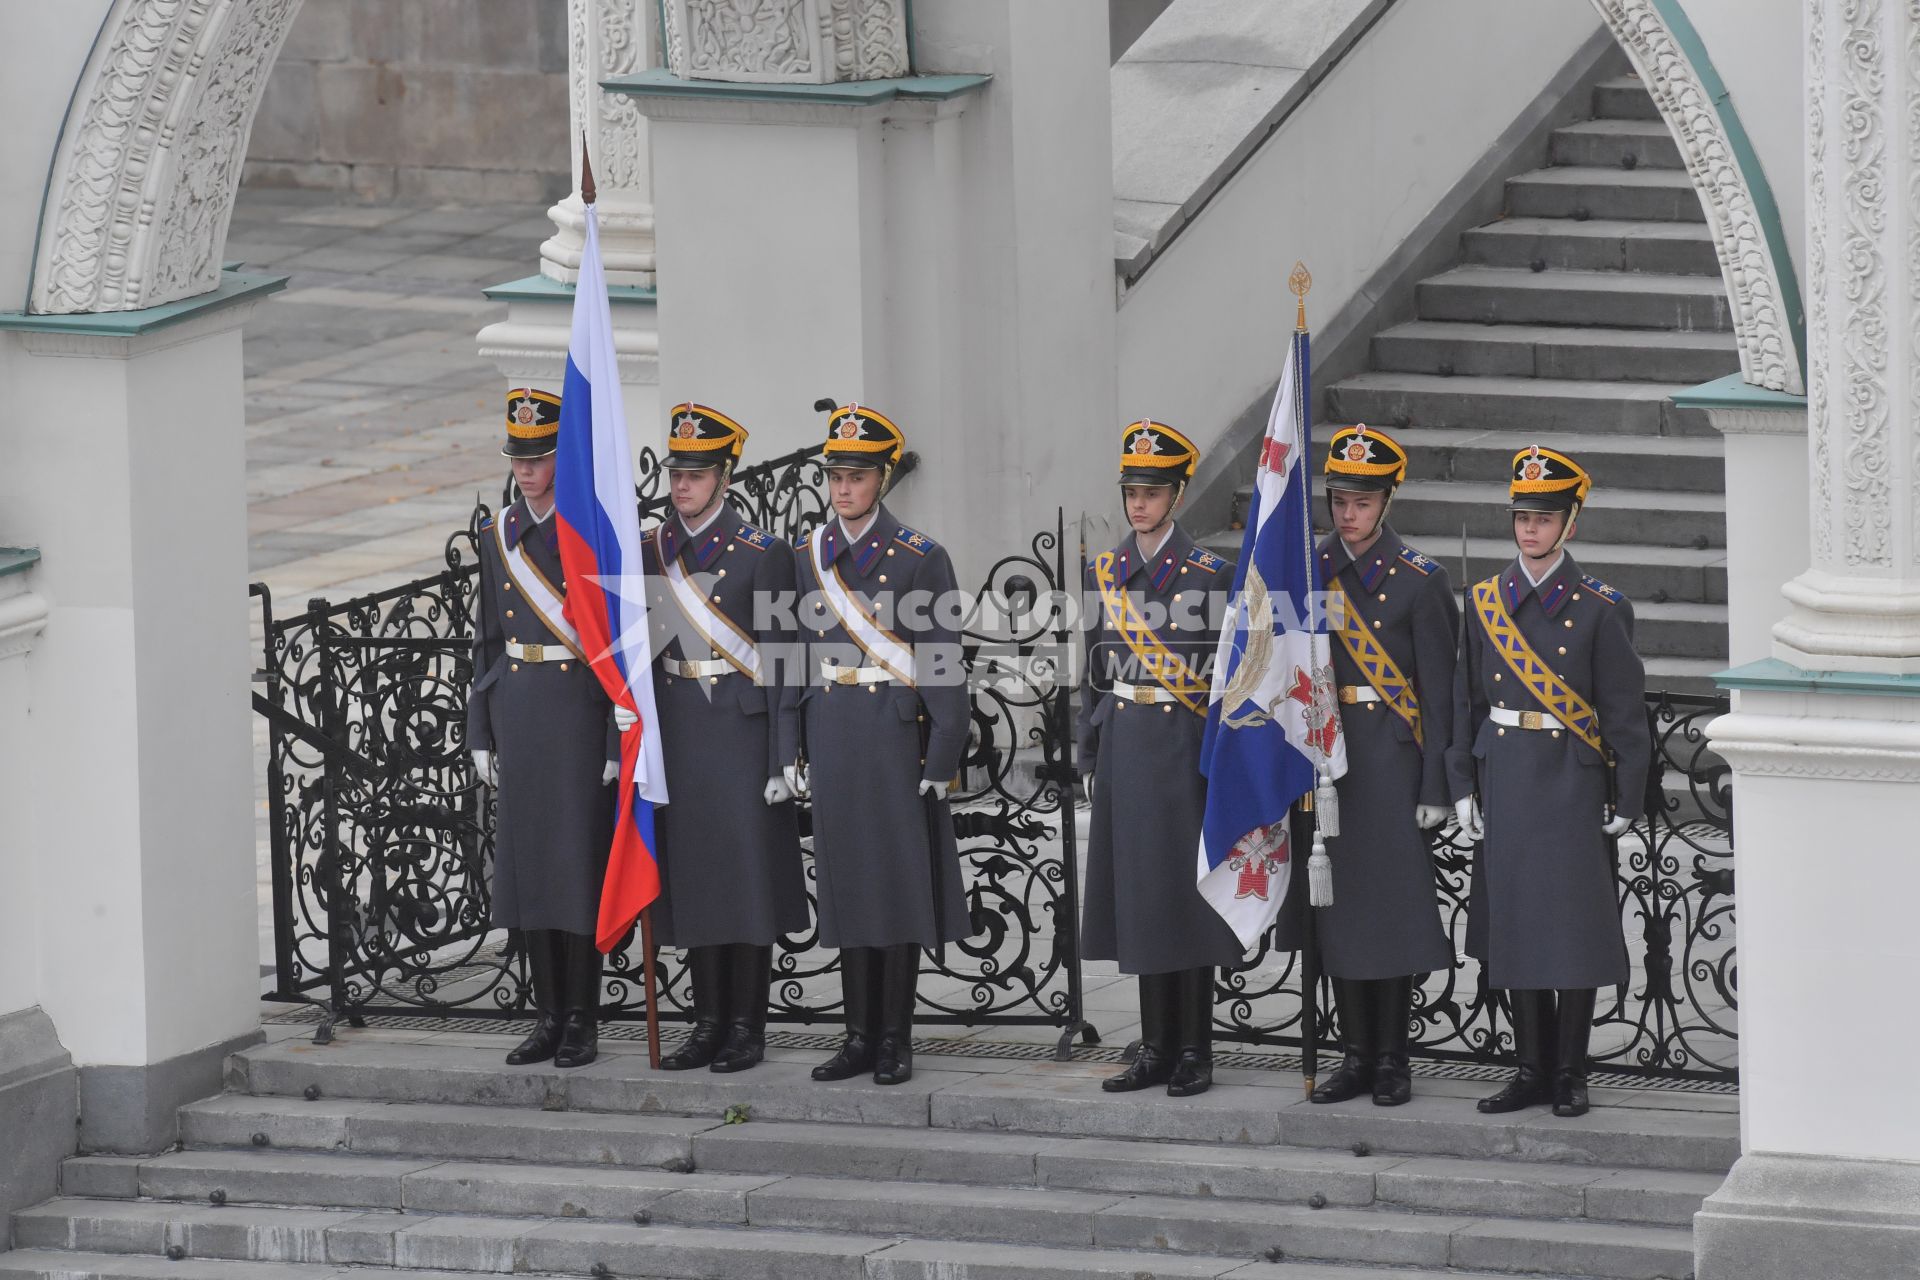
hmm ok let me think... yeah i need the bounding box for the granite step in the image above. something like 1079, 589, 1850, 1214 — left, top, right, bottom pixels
7, 1196, 1697, 1278
1506, 166, 1706, 222
1549, 118, 1684, 171
1462, 218, 1721, 277
1327, 372, 1715, 440
1415, 266, 1733, 331
1592, 76, 1663, 121
1311, 425, 1726, 493
1374, 314, 1734, 382
1385, 478, 1724, 549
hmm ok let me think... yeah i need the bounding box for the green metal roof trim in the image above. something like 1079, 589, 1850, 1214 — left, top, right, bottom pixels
0, 547, 41, 578
1718, 657, 1920, 699
603, 67, 989, 107
1671, 372, 1807, 411
1650, 0, 1808, 390
482, 275, 658, 306
0, 271, 288, 338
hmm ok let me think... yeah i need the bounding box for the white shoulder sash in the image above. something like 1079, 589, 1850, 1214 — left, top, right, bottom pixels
656, 529, 763, 680
494, 519, 586, 661
810, 526, 916, 686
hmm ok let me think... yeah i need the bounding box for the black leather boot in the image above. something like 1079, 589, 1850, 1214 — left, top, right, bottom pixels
813, 947, 879, 1081
1478, 989, 1553, 1113
554, 932, 602, 1069
506, 929, 566, 1066
872, 944, 919, 1085
711, 944, 771, 1073
1372, 975, 1414, 1107
659, 945, 728, 1071
1310, 977, 1376, 1103
1552, 987, 1596, 1117
1166, 966, 1216, 1098
1103, 971, 1176, 1092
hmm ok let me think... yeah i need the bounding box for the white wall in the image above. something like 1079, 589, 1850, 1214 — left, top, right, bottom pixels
1114, 0, 1603, 528
1676, 0, 1805, 295
0, 586, 46, 1017
0, 1, 111, 308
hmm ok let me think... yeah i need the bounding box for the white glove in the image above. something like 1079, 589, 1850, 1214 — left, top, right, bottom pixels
613, 705, 638, 733
1601, 811, 1633, 838
472, 750, 496, 786
763, 775, 793, 805
1080, 774, 1094, 806
1415, 804, 1449, 830
918, 779, 943, 799
602, 760, 620, 786
1454, 796, 1484, 842
783, 763, 809, 799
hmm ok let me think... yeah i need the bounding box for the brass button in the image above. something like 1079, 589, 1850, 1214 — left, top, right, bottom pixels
510, 663, 520, 672
506, 609, 516, 619
1377, 593, 1387, 602
726, 544, 735, 552
1498, 701, 1506, 708
887, 548, 896, 557
1372, 619, 1382, 628
1551, 730, 1561, 739
1558, 646, 1567, 655
868, 684, 877, 693
1389, 567, 1398, 576
1494, 673, 1502, 681
917, 714, 925, 723
713, 594, 722, 603
1170, 622, 1180, 631
1161, 705, 1172, 714
1179, 566, 1189, 574
819, 630, 827, 638
1498, 727, 1506, 736
560, 662, 569, 672
718, 568, 727, 578
1572, 592, 1582, 601
1119, 701, 1128, 711
879, 574, 888, 583
503, 581, 513, 591
1564, 619, 1574, 629
710, 676, 719, 686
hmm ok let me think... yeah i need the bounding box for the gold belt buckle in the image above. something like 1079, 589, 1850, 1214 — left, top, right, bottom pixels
1132, 685, 1156, 705
675, 659, 697, 678
836, 667, 861, 686
523, 643, 544, 663
1338, 686, 1359, 705
1519, 710, 1545, 730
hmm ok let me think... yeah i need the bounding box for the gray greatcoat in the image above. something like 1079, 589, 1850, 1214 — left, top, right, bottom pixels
1272, 527, 1456, 979
1078, 523, 1246, 975
468, 498, 619, 935
643, 505, 810, 948
1448, 552, 1652, 990
794, 504, 971, 949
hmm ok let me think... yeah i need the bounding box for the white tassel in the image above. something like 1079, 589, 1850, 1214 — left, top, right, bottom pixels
1314, 771, 1341, 838
1308, 829, 1334, 908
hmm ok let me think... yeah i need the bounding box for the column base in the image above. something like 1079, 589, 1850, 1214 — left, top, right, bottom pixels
1773, 567, 1920, 675
1697, 1152, 1920, 1280
76, 1026, 263, 1155
0, 1009, 75, 1217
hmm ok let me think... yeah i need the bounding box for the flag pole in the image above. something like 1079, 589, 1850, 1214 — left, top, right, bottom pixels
581, 131, 661, 1070
1289, 262, 1322, 1099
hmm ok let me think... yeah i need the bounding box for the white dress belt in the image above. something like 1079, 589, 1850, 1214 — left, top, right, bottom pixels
1337, 686, 1382, 704
1489, 705, 1567, 732
1111, 680, 1176, 705
662, 656, 734, 679
821, 660, 895, 687
505, 640, 572, 663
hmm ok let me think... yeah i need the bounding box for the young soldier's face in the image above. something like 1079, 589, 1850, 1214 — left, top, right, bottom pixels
1122, 484, 1176, 533
511, 454, 557, 505
669, 466, 724, 518
828, 466, 883, 521
1512, 509, 1572, 559
1329, 489, 1387, 543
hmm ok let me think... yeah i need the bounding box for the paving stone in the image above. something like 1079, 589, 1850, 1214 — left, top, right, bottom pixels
930, 1074, 1283, 1145
747, 1176, 1121, 1248
692, 1119, 1047, 1184
1374, 1154, 1599, 1217
1093, 1197, 1454, 1267
399, 1159, 764, 1224
1449, 1216, 1696, 1278
1035, 1137, 1382, 1205
518, 1219, 882, 1280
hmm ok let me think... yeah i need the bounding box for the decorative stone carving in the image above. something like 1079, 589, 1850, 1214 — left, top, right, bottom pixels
1589, 0, 1807, 398
1711, 707, 1920, 784
662, 0, 908, 84
30, 0, 303, 315
543, 0, 657, 288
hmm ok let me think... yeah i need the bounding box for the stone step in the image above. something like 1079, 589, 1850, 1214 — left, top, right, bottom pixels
1506, 166, 1706, 222
1385, 478, 1724, 550
230, 1040, 1739, 1173
1462, 217, 1721, 277
1372, 316, 1734, 383
1549, 118, 1684, 170
8, 1196, 1696, 1279
1593, 76, 1662, 121
1326, 371, 1716, 439
177, 1093, 711, 1169
1643, 655, 1728, 697
1314, 426, 1726, 493
0, 1253, 485, 1280
1415, 266, 1733, 331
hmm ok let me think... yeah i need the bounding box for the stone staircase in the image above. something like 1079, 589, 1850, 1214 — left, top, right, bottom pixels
0, 1035, 1735, 1278
1212, 75, 1736, 693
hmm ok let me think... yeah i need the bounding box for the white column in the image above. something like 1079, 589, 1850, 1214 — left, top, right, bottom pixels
0, 556, 49, 1021
1771, 0, 1920, 674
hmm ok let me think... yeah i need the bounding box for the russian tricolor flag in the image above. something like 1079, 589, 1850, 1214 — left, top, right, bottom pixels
553, 200, 670, 954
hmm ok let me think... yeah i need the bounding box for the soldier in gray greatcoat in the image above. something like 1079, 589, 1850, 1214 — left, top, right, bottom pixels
468, 386, 620, 1069
795, 403, 971, 1087
1079, 420, 1244, 1099
643, 404, 809, 1074
1449, 447, 1652, 1118
1272, 425, 1456, 1107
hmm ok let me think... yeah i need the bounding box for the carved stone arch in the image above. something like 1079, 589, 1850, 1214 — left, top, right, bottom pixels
29, 0, 304, 315
1590, 0, 1807, 396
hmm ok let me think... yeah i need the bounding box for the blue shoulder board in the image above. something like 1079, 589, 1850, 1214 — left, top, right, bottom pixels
1397, 546, 1437, 576
894, 525, 937, 556
735, 525, 774, 551
478, 513, 495, 532
1185, 546, 1226, 575
1580, 574, 1624, 605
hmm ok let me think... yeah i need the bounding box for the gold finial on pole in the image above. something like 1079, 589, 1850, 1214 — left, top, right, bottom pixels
1289, 260, 1313, 333
581, 132, 597, 206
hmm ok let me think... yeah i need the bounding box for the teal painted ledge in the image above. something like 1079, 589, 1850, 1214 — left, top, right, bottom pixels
483, 274, 657, 306
603, 67, 990, 107
0, 272, 288, 338
0, 547, 40, 579
1672, 373, 1807, 412
1717, 657, 1920, 699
